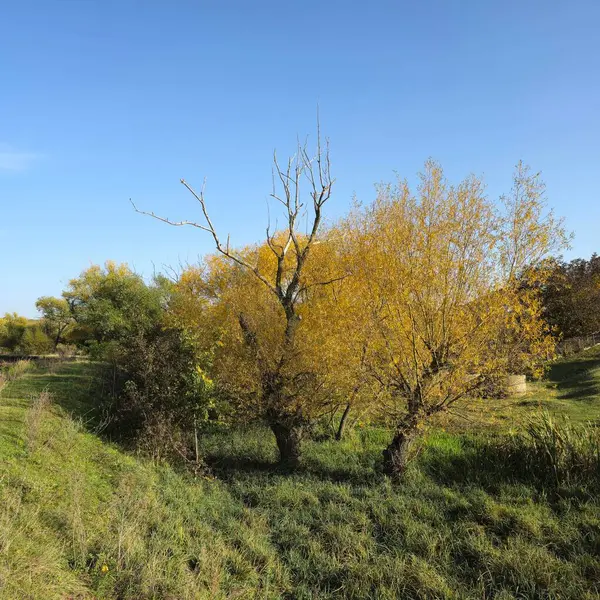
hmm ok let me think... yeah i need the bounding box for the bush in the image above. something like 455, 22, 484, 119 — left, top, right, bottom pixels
109, 327, 214, 464
0, 313, 28, 351
17, 326, 53, 355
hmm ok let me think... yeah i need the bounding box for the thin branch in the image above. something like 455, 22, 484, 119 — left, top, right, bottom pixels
132, 122, 334, 319
298, 273, 350, 296
130, 199, 212, 233
132, 183, 278, 297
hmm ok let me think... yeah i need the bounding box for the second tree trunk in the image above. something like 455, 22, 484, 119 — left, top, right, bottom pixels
271, 422, 303, 469
382, 426, 417, 477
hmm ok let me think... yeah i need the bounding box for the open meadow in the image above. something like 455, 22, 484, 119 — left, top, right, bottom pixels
1, 351, 599, 600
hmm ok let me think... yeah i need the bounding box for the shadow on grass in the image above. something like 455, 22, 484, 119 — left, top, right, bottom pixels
199, 428, 386, 486
420, 436, 519, 488
203, 430, 580, 493
29, 360, 598, 494
420, 434, 599, 501
205, 452, 384, 486
203, 451, 278, 477
546, 352, 600, 400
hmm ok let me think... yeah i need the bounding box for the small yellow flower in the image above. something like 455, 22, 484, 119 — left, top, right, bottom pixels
101, 564, 109, 573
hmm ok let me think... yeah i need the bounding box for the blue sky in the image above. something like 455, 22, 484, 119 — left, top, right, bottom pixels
1, 0, 599, 317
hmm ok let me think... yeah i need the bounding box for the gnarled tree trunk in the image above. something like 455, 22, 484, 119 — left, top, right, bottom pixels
270, 422, 303, 469
382, 425, 418, 477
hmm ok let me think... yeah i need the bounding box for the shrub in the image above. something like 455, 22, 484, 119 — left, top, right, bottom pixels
17, 326, 53, 355
0, 313, 28, 351
109, 327, 214, 464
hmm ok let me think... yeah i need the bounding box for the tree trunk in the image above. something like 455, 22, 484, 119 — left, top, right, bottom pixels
335, 403, 352, 441
382, 426, 418, 477
193, 416, 200, 464
270, 422, 303, 469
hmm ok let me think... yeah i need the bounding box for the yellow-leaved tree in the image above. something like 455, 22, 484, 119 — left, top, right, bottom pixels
342, 160, 570, 476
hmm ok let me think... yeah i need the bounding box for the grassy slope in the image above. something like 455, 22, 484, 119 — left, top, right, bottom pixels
446, 345, 600, 432
1, 358, 599, 599
0, 363, 288, 599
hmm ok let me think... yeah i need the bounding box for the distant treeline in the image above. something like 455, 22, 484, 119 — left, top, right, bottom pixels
3, 254, 598, 356
542, 253, 600, 339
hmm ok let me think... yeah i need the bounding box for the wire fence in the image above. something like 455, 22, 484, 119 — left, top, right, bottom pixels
556, 332, 600, 357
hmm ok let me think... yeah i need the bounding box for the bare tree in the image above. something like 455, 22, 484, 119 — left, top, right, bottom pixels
132, 126, 334, 467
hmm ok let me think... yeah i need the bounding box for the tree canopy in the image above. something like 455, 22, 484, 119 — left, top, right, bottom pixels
338, 161, 569, 473
541, 254, 600, 338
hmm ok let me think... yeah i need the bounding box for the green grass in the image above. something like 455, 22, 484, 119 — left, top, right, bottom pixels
0, 363, 289, 599
445, 345, 600, 432
1, 358, 600, 599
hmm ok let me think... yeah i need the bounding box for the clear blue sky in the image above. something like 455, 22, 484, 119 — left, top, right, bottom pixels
1, 0, 599, 317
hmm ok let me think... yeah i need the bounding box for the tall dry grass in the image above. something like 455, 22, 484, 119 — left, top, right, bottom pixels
521, 412, 600, 486
25, 389, 53, 453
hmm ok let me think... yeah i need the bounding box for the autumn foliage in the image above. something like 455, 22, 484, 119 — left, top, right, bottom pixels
155, 147, 568, 475
25, 135, 569, 477
338, 161, 568, 473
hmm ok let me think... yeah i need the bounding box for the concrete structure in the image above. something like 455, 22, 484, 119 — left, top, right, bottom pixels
506, 374, 527, 396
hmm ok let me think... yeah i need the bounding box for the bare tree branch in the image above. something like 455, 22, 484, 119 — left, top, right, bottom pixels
129, 199, 213, 233
297, 273, 350, 297
132, 122, 335, 339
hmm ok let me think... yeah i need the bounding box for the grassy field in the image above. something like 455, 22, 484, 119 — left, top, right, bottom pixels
1, 354, 599, 599
444, 346, 600, 432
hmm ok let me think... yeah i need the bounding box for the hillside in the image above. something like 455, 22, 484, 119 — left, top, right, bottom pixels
1, 358, 599, 599
445, 345, 600, 431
